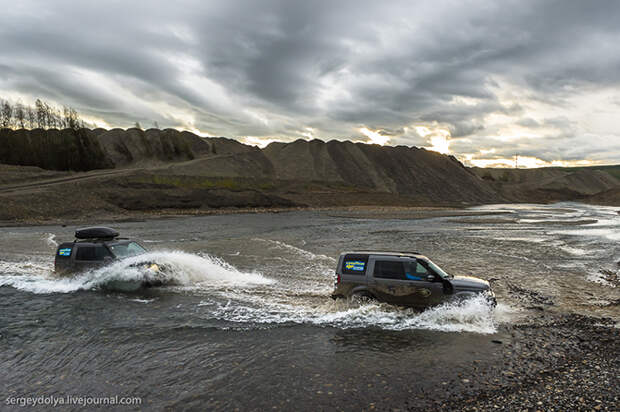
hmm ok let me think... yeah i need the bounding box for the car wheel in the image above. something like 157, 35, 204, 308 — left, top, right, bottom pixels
350, 291, 375, 303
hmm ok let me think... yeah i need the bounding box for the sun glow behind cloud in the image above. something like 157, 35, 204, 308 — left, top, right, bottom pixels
466, 156, 598, 168
413, 124, 452, 154
428, 134, 450, 154
359, 127, 390, 145
80, 115, 111, 129
241, 136, 280, 148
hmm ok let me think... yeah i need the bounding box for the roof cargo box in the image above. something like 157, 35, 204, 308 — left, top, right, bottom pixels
75, 227, 119, 240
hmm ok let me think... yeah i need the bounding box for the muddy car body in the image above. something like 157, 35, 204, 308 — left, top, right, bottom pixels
331, 251, 495, 308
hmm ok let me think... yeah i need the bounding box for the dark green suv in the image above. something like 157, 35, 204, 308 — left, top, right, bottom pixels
331, 251, 495, 308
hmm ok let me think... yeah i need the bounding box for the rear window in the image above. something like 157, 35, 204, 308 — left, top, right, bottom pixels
341, 254, 368, 275
373, 260, 406, 280
75, 245, 111, 261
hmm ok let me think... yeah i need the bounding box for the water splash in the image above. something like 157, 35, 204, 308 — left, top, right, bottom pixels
0, 251, 271, 294
44, 233, 58, 248
206, 293, 500, 334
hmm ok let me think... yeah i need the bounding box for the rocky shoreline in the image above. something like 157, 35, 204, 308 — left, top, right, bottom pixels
420, 313, 619, 411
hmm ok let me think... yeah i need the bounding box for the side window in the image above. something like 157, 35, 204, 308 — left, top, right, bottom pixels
75, 246, 110, 261
373, 260, 406, 280
97, 246, 112, 260
341, 254, 368, 275
403, 260, 430, 281
76, 246, 96, 261
413, 261, 429, 275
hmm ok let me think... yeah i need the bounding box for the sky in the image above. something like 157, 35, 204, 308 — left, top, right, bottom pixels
1, 0, 619, 167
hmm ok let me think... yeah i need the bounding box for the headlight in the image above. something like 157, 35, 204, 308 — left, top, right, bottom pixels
145, 263, 159, 272
484, 289, 497, 306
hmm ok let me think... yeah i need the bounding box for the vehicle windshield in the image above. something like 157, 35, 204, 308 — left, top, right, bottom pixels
425, 259, 452, 279
107, 242, 146, 258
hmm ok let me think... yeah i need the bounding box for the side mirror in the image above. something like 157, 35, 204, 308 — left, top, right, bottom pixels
426, 274, 435, 282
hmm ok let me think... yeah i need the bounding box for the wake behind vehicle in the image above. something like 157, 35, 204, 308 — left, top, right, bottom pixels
331, 251, 496, 308
54, 227, 162, 288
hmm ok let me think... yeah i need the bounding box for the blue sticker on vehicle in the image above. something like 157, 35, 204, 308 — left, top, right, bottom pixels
58, 248, 72, 256
344, 260, 365, 271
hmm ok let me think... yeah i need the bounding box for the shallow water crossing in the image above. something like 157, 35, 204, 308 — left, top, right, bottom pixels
0, 203, 618, 409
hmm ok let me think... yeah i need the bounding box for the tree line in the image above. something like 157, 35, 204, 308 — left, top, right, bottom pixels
0, 98, 87, 130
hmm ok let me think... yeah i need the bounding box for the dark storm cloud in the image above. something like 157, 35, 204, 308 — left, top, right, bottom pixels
1, 0, 619, 163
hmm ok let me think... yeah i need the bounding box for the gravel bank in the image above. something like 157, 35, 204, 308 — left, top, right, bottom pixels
422, 314, 619, 411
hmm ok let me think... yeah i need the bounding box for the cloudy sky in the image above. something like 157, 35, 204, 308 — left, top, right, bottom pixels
1, 0, 619, 167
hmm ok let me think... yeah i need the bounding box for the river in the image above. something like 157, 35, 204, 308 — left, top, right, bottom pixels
1, 203, 618, 410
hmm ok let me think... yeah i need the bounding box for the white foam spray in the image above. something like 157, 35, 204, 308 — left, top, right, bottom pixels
44, 233, 58, 248
0, 251, 271, 294
207, 293, 501, 334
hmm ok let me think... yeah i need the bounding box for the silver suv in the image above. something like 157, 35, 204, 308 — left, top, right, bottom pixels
331, 251, 495, 308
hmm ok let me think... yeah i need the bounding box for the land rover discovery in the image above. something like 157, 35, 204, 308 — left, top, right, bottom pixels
54, 227, 162, 289
331, 251, 495, 308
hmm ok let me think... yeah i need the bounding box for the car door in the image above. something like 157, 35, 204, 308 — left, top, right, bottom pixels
399, 259, 445, 307
73, 244, 111, 272
367, 257, 412, 305
368, 257, 444, 307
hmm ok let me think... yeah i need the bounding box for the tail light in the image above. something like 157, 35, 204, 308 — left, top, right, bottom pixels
335, 273, 341, 284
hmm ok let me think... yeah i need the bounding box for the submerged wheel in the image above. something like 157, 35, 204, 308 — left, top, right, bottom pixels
350, 291, 375, 303
483, 291, 497, 307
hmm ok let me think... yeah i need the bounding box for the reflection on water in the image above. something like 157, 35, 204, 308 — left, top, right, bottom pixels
330, 328, 444, 353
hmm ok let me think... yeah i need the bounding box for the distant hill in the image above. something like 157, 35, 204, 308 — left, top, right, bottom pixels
97, 128, 212, 166
0, 127, 212, 171
0, 128, 619, 222
0, 128, 113, 171
562, 165, 620, 181
0, 128, 502, 204
471, 167, 620, 203
129, 137, 500, 207
583, 187, 620, 206
261, 139, 498, 204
